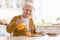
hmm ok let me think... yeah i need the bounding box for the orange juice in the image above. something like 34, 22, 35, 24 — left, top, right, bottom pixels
17, 23, 25, 30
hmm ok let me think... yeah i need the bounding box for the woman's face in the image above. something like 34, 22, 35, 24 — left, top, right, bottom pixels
23, 5, 32, 18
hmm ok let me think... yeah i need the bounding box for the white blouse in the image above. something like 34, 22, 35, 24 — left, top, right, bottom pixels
21, 18, 30, 32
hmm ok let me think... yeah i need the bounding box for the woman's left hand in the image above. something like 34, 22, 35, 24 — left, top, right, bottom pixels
26, 32, 32, 37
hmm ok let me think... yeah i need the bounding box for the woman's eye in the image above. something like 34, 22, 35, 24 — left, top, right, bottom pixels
30, 10, 32, 12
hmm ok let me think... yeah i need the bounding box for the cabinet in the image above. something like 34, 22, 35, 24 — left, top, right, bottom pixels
36, 25, 60, 34
0, 0, 24, 9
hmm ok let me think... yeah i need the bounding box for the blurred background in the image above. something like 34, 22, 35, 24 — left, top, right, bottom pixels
0, 0, 60, 25
0, 0, 60, 36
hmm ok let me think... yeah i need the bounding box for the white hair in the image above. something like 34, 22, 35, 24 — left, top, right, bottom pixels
22, 1, 35, 12
23, 1, 34, 8
25, 2, 33, 6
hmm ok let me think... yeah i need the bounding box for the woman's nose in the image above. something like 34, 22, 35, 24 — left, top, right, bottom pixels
27, 11, 30, 13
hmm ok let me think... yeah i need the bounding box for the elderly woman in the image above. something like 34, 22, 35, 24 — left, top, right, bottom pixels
6, 2, 44, 36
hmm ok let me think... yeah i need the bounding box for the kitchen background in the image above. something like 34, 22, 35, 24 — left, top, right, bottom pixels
0, 0, 60, 36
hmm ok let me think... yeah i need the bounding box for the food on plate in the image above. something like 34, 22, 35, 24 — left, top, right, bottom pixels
47, 33, 58, 36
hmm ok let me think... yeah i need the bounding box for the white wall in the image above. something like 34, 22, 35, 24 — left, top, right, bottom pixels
0, 9, 23, 24
33, 0, 43, 25
42, 0, 60, 24
0, 0, 24, 24
0, 0, 60, 25
33, 0, 60, 25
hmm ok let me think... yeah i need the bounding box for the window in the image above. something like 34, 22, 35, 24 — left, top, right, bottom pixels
0, 0, 60, 25
33, 0, 43, 25
0, 0, 24, 24
33, 0, 60, 25
0, 0, 24, 9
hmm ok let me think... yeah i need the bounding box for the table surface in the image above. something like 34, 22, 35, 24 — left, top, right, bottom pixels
0, 25, 60, 40
0, 35, 60, 40
37, 24, 60, 27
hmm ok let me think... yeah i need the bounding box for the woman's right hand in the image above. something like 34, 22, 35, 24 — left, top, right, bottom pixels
16, 19, 22, 25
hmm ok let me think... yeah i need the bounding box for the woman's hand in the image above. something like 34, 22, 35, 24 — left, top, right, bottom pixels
26, 32, 32, 37
16, 19, 22, 25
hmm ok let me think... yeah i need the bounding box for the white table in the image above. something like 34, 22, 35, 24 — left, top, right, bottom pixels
0, 35, 60, 40
0, 25, 60, 40
0, 25, 10, 36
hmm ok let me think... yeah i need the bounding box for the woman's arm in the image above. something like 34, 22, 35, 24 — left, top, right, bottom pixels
6, 16, 19, 33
